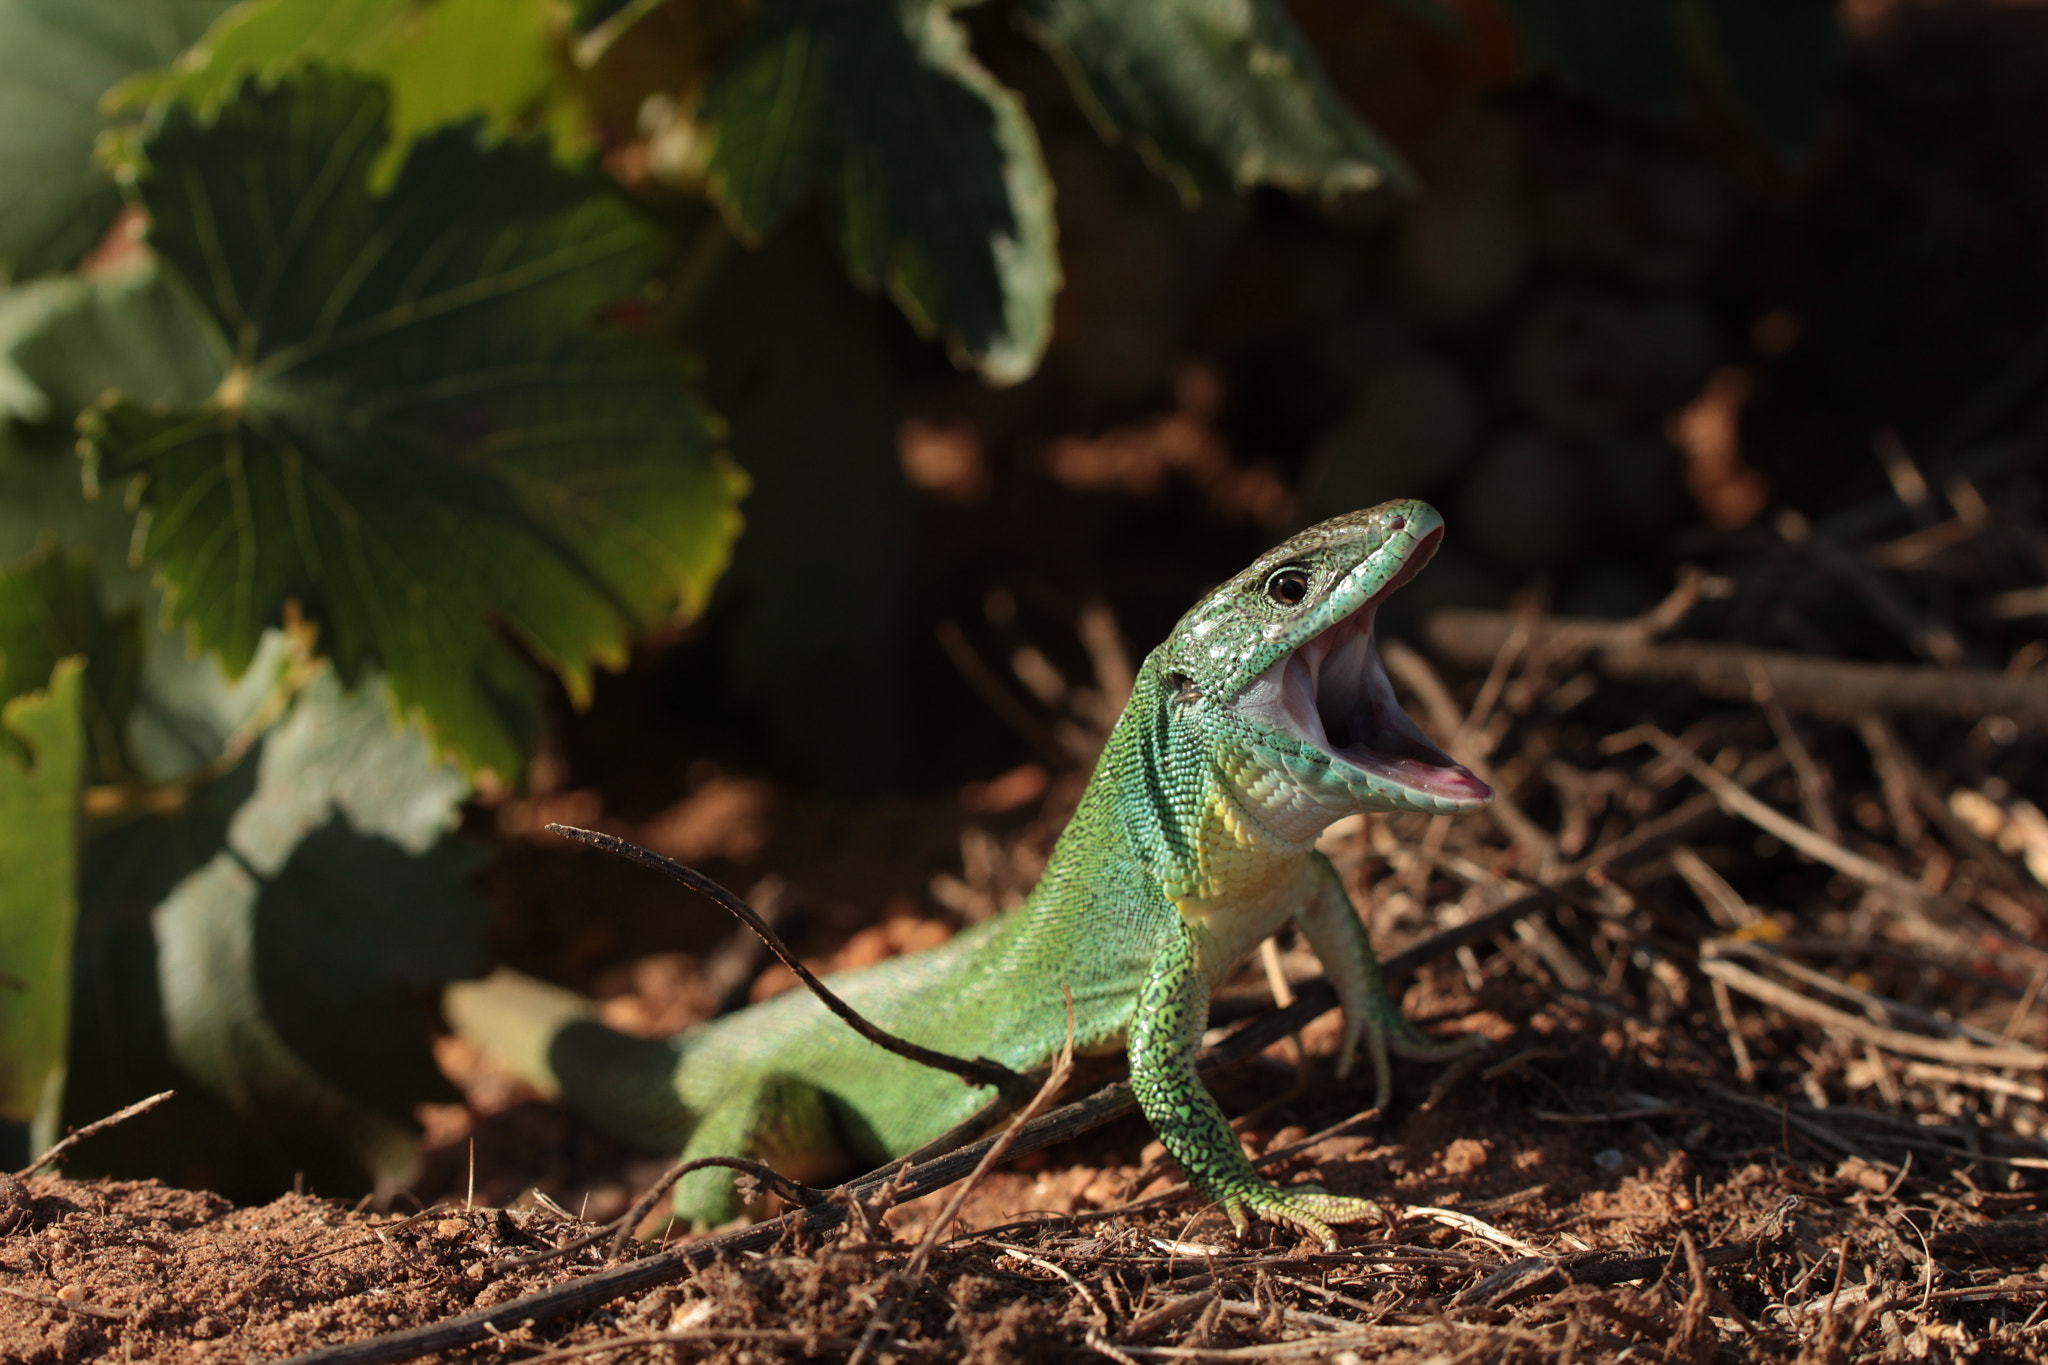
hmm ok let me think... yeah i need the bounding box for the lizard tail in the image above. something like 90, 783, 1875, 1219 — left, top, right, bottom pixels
444, 968, 694, 1149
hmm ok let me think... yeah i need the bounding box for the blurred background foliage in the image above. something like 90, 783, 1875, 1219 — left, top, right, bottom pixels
0, 0, 1939, 1199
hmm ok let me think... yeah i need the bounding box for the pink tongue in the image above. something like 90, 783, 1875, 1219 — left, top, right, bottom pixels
1309, 610, 1494, 805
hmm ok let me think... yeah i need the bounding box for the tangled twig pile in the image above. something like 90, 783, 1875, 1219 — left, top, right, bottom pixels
282, 453, 2048, 1364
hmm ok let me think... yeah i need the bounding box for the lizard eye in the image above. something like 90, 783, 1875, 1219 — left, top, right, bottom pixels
1266, 569, 1310, 606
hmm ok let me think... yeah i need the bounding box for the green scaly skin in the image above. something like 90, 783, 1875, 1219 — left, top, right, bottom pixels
447, 500, 1494, 1249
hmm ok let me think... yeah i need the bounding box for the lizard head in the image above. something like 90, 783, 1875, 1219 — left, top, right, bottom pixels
1158, 499, 1492, 821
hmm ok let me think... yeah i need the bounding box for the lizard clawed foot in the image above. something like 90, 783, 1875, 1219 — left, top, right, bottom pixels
1221, 1182, 1384, 1252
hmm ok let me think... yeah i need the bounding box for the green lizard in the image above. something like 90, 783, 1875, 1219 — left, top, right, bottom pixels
446, 499, 1493, 1247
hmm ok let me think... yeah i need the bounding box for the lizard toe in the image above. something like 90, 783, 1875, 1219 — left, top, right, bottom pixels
1229, 1184, 1384, 1251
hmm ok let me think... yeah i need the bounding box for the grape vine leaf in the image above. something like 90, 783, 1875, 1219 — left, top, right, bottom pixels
1, 269, 282, 787
0, 0, 237, 280
107, 0, 590, 187
1, 270, 334, 795
0, 551, 99, 744
1014, 0, 1411, 203
50, 70, 745, 783
65, 666, 487, 1198
0, 657, 83, 1161
0, 267, 220, 624
700, 0, 1059, 385
0, 547, 140, 779
0, 269, 223, 434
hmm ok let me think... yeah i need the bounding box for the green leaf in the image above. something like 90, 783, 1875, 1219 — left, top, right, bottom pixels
0, 547, 141, 779
0, 551, 100, 739
108, 0, 590, 187
122, 625, 297, 788
0, 657, 83, 1157
0, 269, 223, 428
66, 666, 487, 1198
0, 0, 238, 279
1014, 0, 1410, 203
62, 70, 744, 782
0, 276, 314, 788
0, 271, 229, 630
1497, 0, 1685, 116
0, 280, 75, 420
701, 0, 1059, 385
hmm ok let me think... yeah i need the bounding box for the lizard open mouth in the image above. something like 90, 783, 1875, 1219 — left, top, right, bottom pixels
1236, 531, 1493, 809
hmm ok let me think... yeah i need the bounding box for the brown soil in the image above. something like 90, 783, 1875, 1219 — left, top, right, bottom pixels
0, 1180, 584, 1362
9, 943, 2046, 1364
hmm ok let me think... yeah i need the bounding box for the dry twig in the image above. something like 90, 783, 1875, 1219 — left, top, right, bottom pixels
1425, 613, 2048, 727
15, 1090, 175, 1180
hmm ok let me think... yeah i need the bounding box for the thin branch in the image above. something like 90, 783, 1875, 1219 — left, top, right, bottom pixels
1859, 715, 2048, 918
602, 1158, 820, 1261
1404, 1206, 1540, 1257
847, 993, 1077, 1365
1454, 1240, 1761, 1310
16, 1090, 175, 1179
1705, 939, 2012, 1046
1094, 1327, 1435, 1360
1747, 658, 1841, 843
1701, 958, 2048, 1069
1424, 612, 2048, 727
0, 1284, 126, 1321
545, 824, 1028, 1101
492, 1156, 825, 1273
1382, 640, 1558, 867
1630, 729, 1940, 909
511, 1329, 858, 1365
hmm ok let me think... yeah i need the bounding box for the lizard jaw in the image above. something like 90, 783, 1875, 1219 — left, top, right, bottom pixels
1234, 536, 1493, 812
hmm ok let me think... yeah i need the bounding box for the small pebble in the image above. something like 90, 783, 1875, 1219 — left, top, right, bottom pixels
435, 1218, 468, 1240
1593, 1148, 1626, 1174
54, 1284, 84, 1303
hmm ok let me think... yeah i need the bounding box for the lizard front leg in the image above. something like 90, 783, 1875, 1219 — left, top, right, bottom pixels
1128, 922, 1380, 1249
1296, 852, 1479, 1110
